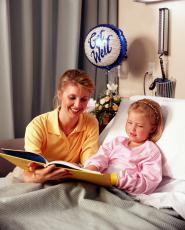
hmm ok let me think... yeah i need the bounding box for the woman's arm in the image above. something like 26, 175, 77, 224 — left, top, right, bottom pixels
80, 114, 99, 164
24, 117, 46, 154
23, 117, 71, 183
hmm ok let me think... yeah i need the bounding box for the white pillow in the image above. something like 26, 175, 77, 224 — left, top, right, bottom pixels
99, 99, 129, 145
100, 95, 185, 180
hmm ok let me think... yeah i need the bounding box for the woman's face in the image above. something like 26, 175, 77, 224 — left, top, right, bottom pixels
125, 111, 155, 145
57, 84, 90, 119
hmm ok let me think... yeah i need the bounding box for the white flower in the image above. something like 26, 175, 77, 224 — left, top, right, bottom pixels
105, 89, 110, 95
100, 98, 105, 105
104, 104, 109, 108
107, 83, 118, 92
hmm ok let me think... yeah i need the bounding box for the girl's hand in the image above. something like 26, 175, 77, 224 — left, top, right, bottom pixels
23, 162, 72, 183
84, 165, 98, 171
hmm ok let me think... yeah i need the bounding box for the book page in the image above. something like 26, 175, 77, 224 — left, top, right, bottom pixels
47, 160, 101, 174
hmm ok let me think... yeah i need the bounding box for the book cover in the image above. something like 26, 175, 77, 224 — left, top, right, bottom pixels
0, 148, 118, 187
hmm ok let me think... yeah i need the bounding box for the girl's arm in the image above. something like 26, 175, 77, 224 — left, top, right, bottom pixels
117, 146, 162, 195
84, 141, 113, 172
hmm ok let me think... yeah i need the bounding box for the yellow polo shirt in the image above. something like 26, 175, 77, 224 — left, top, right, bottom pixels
24, 108, 99, 165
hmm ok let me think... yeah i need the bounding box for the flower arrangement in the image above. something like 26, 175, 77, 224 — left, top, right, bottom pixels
92, 83, 121, 132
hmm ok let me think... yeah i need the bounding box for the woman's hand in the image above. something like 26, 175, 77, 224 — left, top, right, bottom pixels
23, 162, 72, 183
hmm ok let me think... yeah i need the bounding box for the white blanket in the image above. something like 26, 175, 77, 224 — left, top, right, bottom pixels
136, 177, 185, 219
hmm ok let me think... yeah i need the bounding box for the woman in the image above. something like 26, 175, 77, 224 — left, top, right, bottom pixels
23, 69, 99, 183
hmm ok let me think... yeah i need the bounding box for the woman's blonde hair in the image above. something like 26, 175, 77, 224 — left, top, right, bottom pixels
53, 69, 95, 108
128, 98, 164, 142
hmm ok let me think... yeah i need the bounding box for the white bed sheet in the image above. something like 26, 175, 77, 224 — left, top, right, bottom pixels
135, 177, 185, 219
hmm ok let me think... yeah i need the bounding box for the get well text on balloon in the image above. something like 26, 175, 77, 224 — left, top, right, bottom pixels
88, 29, 113, 64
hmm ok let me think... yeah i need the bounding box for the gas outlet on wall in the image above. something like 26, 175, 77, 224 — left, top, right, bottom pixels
147, 62, 155, 76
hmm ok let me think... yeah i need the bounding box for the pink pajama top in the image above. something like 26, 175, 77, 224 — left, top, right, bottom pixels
84, 136, 162, 195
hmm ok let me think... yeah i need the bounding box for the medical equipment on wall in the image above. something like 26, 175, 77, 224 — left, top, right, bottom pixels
148, 8, 176, 98
158, 7, 169, 55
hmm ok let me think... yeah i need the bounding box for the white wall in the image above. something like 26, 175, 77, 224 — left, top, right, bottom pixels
118, 0, 185, 99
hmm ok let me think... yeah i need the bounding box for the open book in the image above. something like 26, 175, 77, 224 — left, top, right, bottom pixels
0, 148, 118, 187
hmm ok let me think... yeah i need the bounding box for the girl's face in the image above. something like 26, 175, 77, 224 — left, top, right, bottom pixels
57, 84, 90, 120
125, 111, 155, 146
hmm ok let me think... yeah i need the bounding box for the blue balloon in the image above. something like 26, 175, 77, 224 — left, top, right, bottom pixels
84, 24, 127, 70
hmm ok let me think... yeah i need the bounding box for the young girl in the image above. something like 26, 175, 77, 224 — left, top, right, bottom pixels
84, 98, 164, 195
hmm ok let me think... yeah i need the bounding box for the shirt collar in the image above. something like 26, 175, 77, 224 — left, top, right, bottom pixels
74, 113, 86, 132
47, 107, 86, 135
